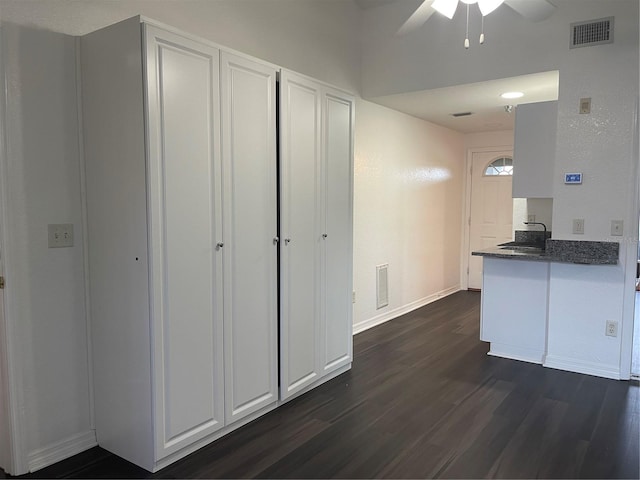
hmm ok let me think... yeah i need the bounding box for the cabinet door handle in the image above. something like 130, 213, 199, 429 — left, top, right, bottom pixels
216, 242, 224, 249
322, 233, 328, 238
284, 238, 291, 245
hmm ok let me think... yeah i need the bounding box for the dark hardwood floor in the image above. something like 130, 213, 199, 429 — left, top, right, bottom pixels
5, 291, 639, 478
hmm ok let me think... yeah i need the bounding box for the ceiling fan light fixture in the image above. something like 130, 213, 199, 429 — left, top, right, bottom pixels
478, 0, 505, 16
501, 91, 524, 99
432, 0, 459, 19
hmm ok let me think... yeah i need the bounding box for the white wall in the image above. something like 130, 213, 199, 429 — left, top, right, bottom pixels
353, 100, 464, 332
0, 0, 362, 94
1, 24, 94, 472
545, 0, 639, 379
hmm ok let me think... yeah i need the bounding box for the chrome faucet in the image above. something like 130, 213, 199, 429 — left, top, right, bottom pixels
523, 221, 547, 234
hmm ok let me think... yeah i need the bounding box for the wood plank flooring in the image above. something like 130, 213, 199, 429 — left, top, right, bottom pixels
6, 291, 640, 478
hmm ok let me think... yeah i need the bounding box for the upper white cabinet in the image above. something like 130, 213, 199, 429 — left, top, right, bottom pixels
512, 100, 558, 198
279, 71, 354, 400
82, 17, 278, 472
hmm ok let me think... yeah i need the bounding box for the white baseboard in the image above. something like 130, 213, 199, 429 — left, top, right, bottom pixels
28, 430, 97, 472
543, 355, 621, 380
353, 285, 460, 335
487, 342, 544, 364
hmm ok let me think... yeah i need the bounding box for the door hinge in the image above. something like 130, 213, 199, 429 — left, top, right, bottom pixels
0, 276, 5, 289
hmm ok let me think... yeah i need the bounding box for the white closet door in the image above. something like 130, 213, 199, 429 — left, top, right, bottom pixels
220, 52, 278, 423
322, 89, 354, 374
279, 71, 322, 399
144, 25, 225, 459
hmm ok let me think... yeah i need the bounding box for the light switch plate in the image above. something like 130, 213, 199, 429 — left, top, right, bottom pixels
580, 97, 591, 114
572, 219, 585, 235
611, 220, 624, 236
48, 224, 74, 248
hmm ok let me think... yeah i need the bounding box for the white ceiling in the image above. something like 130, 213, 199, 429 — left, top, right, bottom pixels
356, 0, 560, 133
370, 70, 559, 133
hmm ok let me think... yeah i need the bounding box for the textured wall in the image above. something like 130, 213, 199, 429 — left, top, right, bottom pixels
353, 99, 465, 331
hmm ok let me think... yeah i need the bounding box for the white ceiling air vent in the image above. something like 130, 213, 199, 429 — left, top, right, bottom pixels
570, 17, 614, 49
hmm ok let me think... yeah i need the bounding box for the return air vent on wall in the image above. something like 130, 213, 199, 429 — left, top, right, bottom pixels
376, 264, 389, 310
570, 17, 614, 48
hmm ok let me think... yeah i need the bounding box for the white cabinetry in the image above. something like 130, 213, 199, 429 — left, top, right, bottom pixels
82, 17, 277, 471
512, 101, 557, 198
220, 52, 278, 422
480, 257, 549, 363
279, 71, 354, 400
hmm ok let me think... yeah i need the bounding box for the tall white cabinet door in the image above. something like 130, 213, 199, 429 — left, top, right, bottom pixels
322, 89, 354, 374
220, 52, 278, 423
279, 72, 323, 400
144, 25, 225, 460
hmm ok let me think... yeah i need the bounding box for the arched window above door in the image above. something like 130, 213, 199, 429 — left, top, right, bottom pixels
484, 156, 513, 176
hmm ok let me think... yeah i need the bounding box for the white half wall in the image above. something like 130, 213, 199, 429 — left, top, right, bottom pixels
1, 24, 94, 471
353, 99, 464, 332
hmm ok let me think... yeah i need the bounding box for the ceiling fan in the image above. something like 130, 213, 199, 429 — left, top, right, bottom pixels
397, 0, 557, 40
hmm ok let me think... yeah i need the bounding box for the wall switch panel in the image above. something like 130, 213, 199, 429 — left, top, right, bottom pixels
580, 97, 591, 114
610, 220, 624, 236
48, 224, 74, 248
572, 219, 585, 235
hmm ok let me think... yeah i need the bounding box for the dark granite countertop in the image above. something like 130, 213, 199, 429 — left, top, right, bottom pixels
472, 239, 619, 265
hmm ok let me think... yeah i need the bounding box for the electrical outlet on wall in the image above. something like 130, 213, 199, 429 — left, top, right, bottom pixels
605, 320, 618, 337
572, 219, 585, 235
352, 291, 356, 304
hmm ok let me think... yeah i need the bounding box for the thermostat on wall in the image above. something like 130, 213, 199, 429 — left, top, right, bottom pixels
564, 173, 582, 184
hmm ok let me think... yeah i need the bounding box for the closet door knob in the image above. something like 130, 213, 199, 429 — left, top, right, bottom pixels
216, 242, 224, 249
273, 237, 279, 244
284, 238, 291, 245
322, 233, 328, 238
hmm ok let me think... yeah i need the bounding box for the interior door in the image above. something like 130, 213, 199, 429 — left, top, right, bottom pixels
468, 150, 514, 290
220, 51, 278, 423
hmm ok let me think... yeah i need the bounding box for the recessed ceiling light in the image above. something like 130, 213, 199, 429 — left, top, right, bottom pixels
501, 91, 524, 99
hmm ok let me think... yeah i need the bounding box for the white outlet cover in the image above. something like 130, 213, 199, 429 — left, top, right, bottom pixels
611, 220, 623, 236
572, 219, 585, 235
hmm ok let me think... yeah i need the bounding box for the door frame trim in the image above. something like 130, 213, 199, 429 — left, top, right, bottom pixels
461, 145, 513, 291
0, 26, 29, 475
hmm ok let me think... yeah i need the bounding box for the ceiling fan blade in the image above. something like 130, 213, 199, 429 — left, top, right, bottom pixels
396, 0, 437, 36
504, 0, 557, 22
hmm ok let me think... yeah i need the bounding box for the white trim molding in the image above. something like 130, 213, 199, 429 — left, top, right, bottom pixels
353, 286, 460, 335
27, 430, 97, 473
544, 355, 621, 380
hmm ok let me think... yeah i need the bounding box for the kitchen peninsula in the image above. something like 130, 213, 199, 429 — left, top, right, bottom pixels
472, 239, 619, 366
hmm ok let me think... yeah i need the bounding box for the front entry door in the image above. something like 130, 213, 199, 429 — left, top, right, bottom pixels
468, 150, 514, 290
